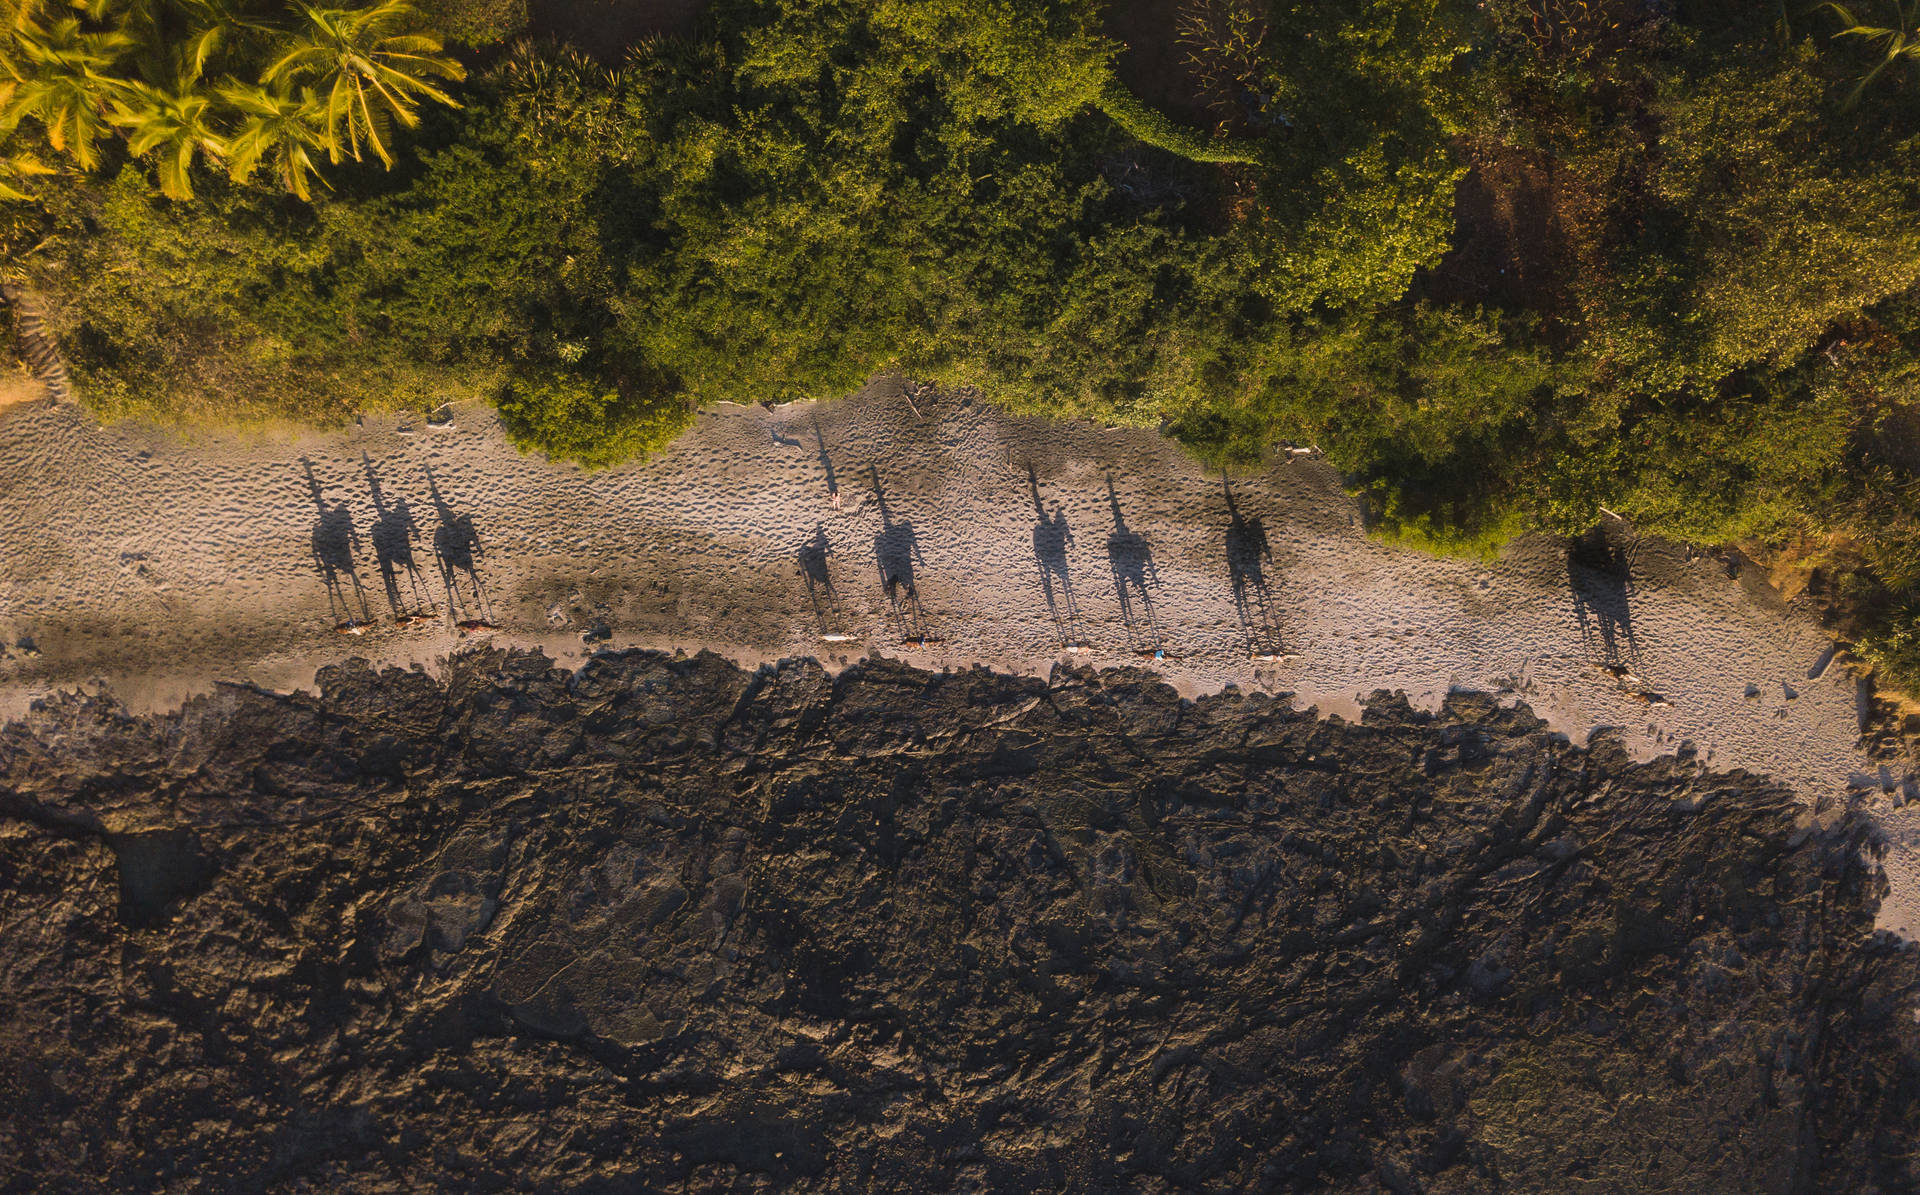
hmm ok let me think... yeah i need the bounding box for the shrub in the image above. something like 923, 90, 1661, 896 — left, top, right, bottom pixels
495, 369, 692, 468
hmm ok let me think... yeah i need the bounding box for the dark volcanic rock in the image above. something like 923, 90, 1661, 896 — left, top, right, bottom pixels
1, 649, 1917, 1192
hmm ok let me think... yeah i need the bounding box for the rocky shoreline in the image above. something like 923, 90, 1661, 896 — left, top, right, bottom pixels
2, 648, 1916, 1191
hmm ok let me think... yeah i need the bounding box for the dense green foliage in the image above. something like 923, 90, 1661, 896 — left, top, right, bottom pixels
12, 0, 1920, 688
0, 0, 468, 200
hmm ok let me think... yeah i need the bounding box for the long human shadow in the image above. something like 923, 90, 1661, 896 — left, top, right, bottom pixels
869, 467, 928, 640
424, 464, 490, 621
1569, 524, 1639, 671
301, 458, 369, 625
364, 454, 428, 619
797, 523, 843, 634
1105, 473, 1160, 653
1224, 475, 1281, 658
813, 417, 842, 508
1028, 464, 1082, 648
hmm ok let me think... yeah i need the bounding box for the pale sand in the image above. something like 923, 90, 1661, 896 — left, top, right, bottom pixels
0, 373, 45, 410
3, 375, 1917, 933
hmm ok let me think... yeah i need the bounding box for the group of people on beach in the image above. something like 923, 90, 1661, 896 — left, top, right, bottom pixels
304, 458, 493, 636
304, 432, 1311, 667
804, 461, 1290, 664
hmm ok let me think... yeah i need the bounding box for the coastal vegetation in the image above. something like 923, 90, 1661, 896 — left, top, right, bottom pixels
5, 0, 1920, 690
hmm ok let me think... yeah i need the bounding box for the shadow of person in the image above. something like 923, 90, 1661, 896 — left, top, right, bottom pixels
424, 464, 489, 619
813, 416, 842, 508
1105, 473, 1160, 651
302, 458, 369, 625
870, 467, 926, 638
364, 454, 427, 618
1028, 464, 1080, 647
1568, 524, 1639, 671
1224, 475, 1280, 657
797, 523, 841, 631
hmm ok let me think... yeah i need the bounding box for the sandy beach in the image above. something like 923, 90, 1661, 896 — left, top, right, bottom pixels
4, 375, 1917, 932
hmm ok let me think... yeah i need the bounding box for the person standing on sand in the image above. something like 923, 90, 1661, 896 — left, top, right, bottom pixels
1028, 464, 1080, 647
1105, 472, 1160, 651
869, 466, 927, 637
813, 417, 843, 508
302, 458, 370, 626
1224, 475, 1279, 657
365, 454, 427, 619
424, 464, 488, 620
1568, 525, 1638, 672
798, 523, 842, 632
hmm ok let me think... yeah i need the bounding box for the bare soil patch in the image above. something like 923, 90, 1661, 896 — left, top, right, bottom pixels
1423, 143, 1566, 313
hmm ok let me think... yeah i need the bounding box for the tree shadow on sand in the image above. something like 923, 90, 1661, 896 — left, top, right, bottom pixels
1105, 473, 1161, 655
1569, 524, 1639, 672
424, 465, 490, 621
1028, 465, 1083, 649
302, 458, 369, 626
364, 454, 429, 619
1224, 475, 1283, 659
870, 467, 930, 642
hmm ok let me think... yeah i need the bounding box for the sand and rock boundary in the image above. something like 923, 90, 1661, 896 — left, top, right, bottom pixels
2, 376, 1918, 932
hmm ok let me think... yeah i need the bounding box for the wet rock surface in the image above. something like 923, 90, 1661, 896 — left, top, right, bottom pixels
1, 649, 1917, 1192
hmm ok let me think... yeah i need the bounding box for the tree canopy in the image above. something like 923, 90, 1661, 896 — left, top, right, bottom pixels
12, 0, 1920, 690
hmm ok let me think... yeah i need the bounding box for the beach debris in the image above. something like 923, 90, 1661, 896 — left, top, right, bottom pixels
900, 634, 945, 647
901, 380, 938, 416
1249, 651, 1298, 664
1808, 643, 1839, 681
819, 633, 860, 643
426, 404, 455, 428
1597, 664, 1671, 707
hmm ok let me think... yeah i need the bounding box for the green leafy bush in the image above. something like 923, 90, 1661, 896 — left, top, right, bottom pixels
1093, 82, 1263, 164
496, 369, 691, 469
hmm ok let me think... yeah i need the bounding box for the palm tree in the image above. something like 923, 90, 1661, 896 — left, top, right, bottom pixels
0, 14, 132, 170
112, 78, 222, 198
1, 0, 46, 35
107, 24, 228, 200
220, 80, 326, 199
261, 1, 462, 169
1823, 2, 1920, 106
0, 138, 54, 200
